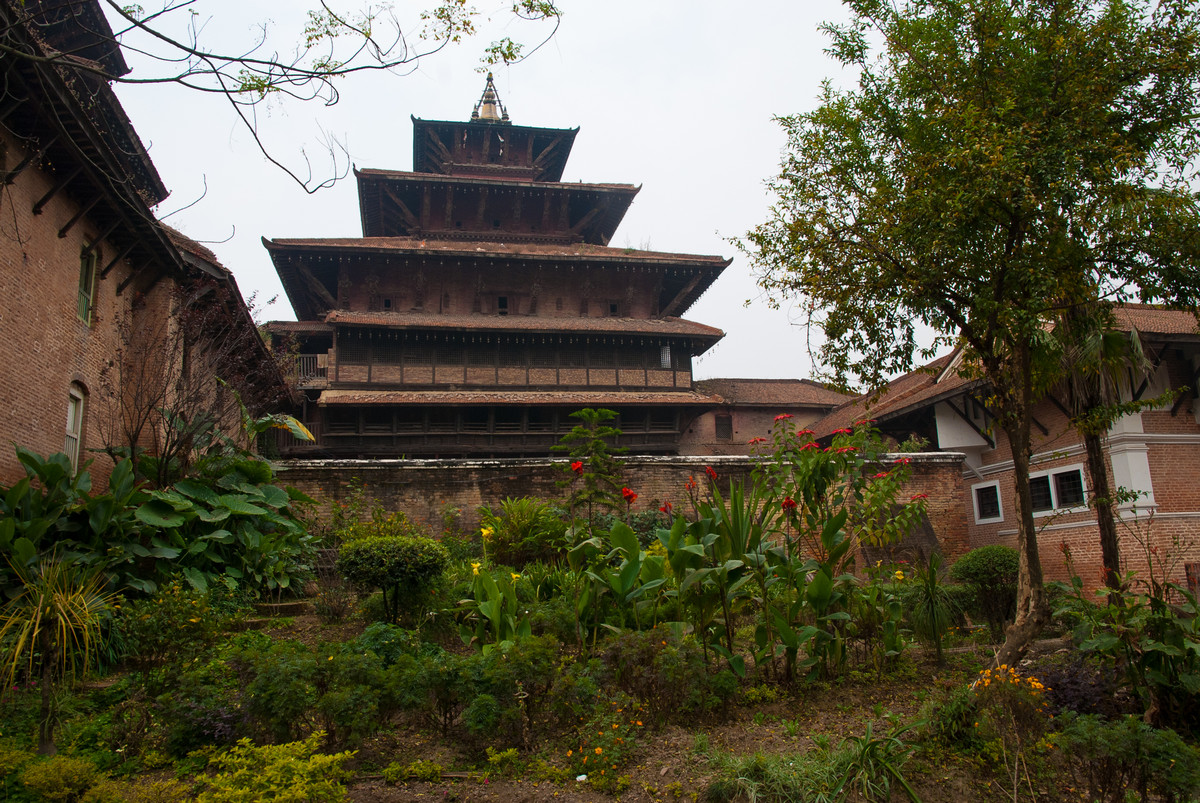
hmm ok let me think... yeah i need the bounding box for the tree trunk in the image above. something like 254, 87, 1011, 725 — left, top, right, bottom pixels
1083, 429, 1122, 592
37, 627, 56, 756
993, 353, 1051, 669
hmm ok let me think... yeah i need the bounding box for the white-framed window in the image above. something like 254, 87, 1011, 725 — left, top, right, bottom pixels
65, 384, 85, 473
971, 480, 1003, 524
77, 245, 97, 323
1029, 463, 1088, 516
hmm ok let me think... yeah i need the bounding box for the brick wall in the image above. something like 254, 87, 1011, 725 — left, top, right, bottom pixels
0, 130, 139, 487
275, 451, 968, 557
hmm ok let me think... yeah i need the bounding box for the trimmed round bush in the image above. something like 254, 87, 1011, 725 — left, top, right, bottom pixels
950, 545, 1019, 640
337, 535, 449, 624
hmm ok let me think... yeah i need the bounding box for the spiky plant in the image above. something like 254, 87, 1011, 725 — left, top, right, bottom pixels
0, 558, 115, 754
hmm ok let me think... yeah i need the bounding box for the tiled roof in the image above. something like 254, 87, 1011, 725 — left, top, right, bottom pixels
264, 236, 731, 266
1113, 304, 1200, 336
265, 320, 333, 334
811, 352, 971, 437
163, 225, 228, 274
356, 168, 638, 193
694, 378, 852, 407
318, 389, 722, 406
324, 310, 724, 340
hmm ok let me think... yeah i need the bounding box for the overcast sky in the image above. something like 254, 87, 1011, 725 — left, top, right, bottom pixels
111, 2, 857, 381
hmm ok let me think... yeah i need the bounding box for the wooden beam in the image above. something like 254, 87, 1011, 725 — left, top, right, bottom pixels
660, 273, 705, 317
382, 185, 420, 230
2, 133, 59, 185
944, 397, 996, 448
569, 207, 601, 235
297, 263, 338, 309
421, 184, 432, 228
32, 165, 83, 215
1132, 348, 1167, 401
475, 186, 488, 228
100, 240, 136, 279
116, 260, 151, 295
58, 195, 101, 237
533, 137, 560, 168
82, 219, 121, 257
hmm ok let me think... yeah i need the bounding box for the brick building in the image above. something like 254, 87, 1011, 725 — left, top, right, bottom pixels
0, 0, 287, 486
812, 306, 1200, 590
265, 77, 833, 459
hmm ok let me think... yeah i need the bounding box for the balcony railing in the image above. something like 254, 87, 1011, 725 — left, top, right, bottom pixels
294, 355, 328, 387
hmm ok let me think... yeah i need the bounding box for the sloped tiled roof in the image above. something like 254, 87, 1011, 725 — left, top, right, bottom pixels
325, 310, 723, 340
318, 389, 721, 406
695, 378, 851, 407
1113, 304, 1200, 337
264, 236, 731, 266
811, 352, 971, 437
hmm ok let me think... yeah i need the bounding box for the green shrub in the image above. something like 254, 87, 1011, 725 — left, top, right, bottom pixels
949, 545, 1019, 640
197, 731, 353, 802
336, 535, 449, 624
20, 755, 99, 802
337, 510, 429, 542
478, 497, 568, 567
351, 622, 424, 668
603, 630, 737, 726
117, 580, 229, 669
81, 778, 191, 803
1057, 713, 1200, 802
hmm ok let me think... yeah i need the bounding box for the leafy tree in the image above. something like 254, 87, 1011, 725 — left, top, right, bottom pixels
742, 0, 1200, 666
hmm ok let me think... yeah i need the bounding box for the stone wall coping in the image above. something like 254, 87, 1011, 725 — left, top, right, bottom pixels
272, 452, 966, 472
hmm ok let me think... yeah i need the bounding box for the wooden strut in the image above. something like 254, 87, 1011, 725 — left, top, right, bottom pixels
946, 396, 996, 448
58, 195, 100, 237
99, 240, 136, 279
32, 165, 85, 215
116, 260, 150, 295
82, 219, 120, 258
2, 132, 59, 185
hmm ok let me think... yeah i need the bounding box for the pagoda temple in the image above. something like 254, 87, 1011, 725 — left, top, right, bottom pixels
264, 76, 736, 458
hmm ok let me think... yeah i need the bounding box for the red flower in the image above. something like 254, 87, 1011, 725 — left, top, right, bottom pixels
832, 428, 853, 435
622, 487, 638, 504
853, 419, 876, 427
571, 461, 584, 474
835, 446, 857, 453
781, 497, 797, 513
896, 457, 912, 465
685, 476, 697, 492
748, 437, 767, 446
799, 442, 819, 451
705, 466, 718, 482
873, 471, 890, 479
910, 493, 929, 501
659, 502, 673, 514
796, 428, 815, 437
774, 413, 794, 422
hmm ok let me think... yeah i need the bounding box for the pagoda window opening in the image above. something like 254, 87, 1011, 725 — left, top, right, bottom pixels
498, 296, 509, 316
468, 347, 496, 367
405, 347, 432, 366
428, 408, 457, 433
561, 348, 585, 368
650, 411, 678, 433
608, 301, 620, 317
437, 346, 464, 365
659, 345, 672, 369
363, 408, 393, 434
383, 298, 392, 310
462, 408, 489, 432
527, 408, 555, 432
376, 342, 402, 365
500, 347, 526, 367
341, 338, 369, 365
494, 407, 523, 432
327, 408, 357, 434
590, 349, 615, 368
618, 349, 644, 369
579, 298, 588, 317
395, 408, 424, 432
531, 348, 556, 368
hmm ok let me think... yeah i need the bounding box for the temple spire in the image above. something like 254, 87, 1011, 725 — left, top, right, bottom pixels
471, 72, 509, 123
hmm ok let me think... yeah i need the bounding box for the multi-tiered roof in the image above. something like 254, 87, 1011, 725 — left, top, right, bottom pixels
265, 76, 731, 457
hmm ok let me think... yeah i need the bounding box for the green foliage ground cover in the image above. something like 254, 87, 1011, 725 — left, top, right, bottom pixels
2, 413, 1199, 801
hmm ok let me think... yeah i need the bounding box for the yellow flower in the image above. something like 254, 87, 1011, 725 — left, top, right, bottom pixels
471, 562, 481, 576
188, 618, 199, 623
595, 747, 602, 754
893, 570, 905, 581
511, 573, 521, 582
481, 527, 494, 539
